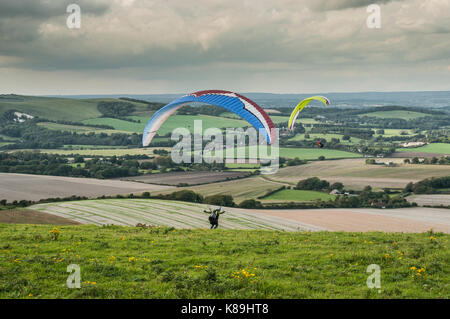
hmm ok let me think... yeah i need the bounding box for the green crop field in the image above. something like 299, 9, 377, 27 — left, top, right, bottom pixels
289, 133, 362, 145
397, 143, 450, 155
0, 223, 447, 298
262, 189, 334, 202
375, 129, 415, 137
37, 122, 127, 135
62, 145, 128, 150
359, 110, 429, 120
212, 146, 361, 160
83, 115, 248, 136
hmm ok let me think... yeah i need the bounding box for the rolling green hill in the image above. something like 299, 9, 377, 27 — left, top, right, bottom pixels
0, 95, 101, 121
0, 95, 152, 122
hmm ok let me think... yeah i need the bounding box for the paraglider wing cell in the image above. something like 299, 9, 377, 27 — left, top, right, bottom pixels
142, 90, 275, 146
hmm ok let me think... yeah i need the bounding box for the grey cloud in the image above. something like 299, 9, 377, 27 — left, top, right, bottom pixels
309, 0, 403, 11
0, 0, 449, 93
0, 0, 110, 18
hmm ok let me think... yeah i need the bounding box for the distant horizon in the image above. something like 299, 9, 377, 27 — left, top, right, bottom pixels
2, 89, 448, 97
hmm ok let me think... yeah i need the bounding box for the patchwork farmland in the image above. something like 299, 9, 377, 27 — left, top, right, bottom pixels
29, 199, 450, 233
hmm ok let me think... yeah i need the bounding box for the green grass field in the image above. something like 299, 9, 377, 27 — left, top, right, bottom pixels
262, 189, 334, 202
375, 129, 415, 137
289, 133, 363, 145
83, 115, 248, 136
214, 146, 361, 160
37, 122, 128, 135
271, 116, 318, 125
0, 142, 13, 148
0, 223, 447, 298
359, 110, 429, 120
397, 143, 450, 155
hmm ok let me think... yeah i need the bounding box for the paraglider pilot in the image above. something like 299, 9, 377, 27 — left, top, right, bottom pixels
203, 206, 225, 229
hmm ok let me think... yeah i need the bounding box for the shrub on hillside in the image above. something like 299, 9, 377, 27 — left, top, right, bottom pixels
238, 199, 263, 209
204, 195, 235, 207
295, 177, 330, 191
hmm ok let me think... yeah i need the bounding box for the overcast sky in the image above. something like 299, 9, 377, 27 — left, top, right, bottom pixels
0, 0, 449, 94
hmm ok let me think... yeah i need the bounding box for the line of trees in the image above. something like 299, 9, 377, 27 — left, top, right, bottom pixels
404, 176, 450, 194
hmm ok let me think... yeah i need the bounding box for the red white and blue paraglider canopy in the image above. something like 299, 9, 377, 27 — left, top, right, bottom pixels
142, 90, 275, 146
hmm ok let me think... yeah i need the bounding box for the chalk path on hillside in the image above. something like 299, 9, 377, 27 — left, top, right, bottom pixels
30, 199, 324, 232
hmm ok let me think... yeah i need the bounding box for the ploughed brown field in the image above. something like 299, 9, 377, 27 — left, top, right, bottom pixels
407, 195, 450, 207
249, 207, 450, 233
266, 158, 450, 190
122, 171, 251, 186
0, 209, 80, 225
0, 173, 173, 201
391, 152, 447, 158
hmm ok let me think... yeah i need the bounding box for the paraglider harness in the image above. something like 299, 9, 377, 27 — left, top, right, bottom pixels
204, 207, 225, 229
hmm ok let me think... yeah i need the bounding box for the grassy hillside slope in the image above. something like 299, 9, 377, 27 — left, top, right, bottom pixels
0, 224, 447, 298
0, 95, 151, 122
